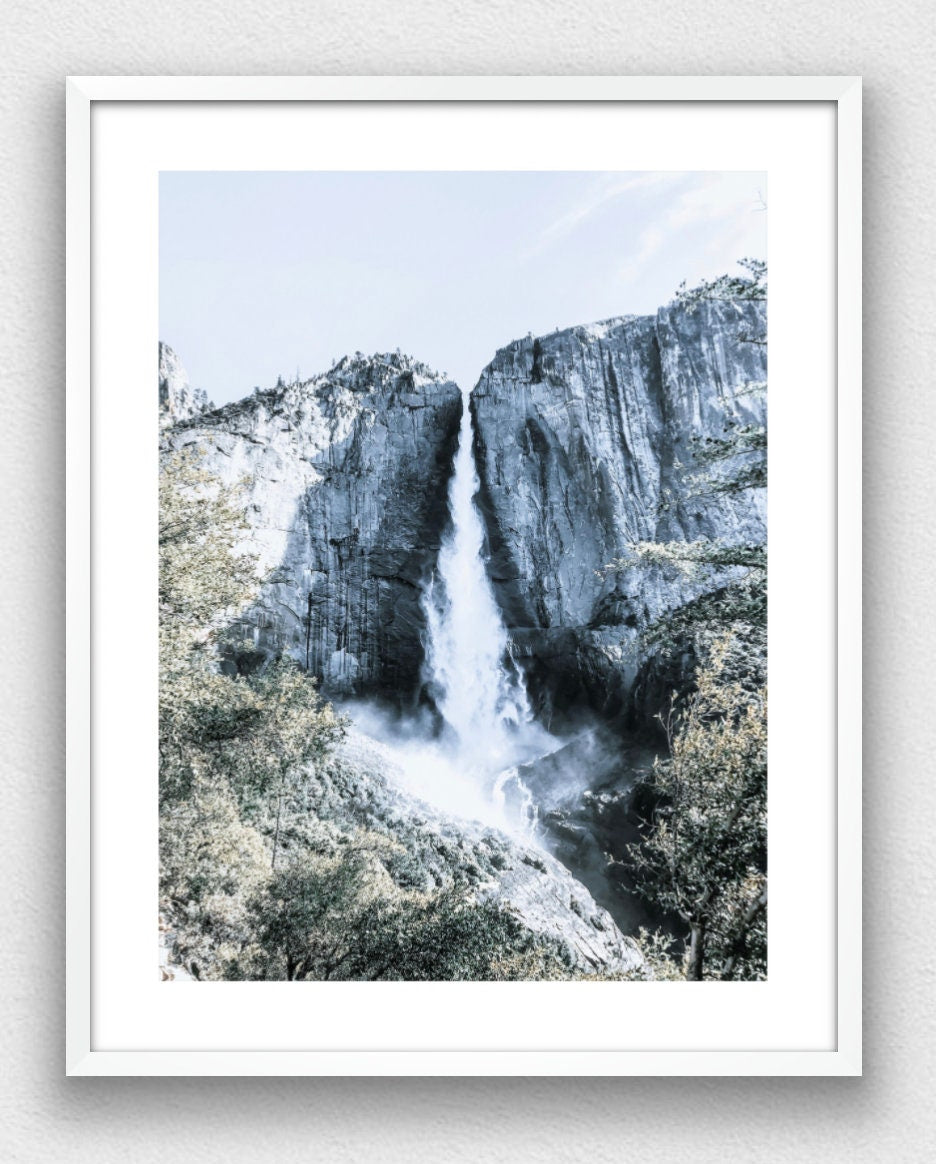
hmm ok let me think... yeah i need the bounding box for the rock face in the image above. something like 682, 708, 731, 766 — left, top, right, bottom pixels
513, 728, 671, 936
159, 342, 211, 427
164, 353, 461, 703
469, 301, 767, 722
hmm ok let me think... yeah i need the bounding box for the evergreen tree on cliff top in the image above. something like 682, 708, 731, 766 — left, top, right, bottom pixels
609, 257, 767, 657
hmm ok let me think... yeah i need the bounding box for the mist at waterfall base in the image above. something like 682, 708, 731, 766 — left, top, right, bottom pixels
345, 394, 562, 838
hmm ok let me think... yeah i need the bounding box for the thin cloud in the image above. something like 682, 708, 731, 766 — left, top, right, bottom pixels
526, 173, 671, 258
619, 176, 765, 286
620, 226, 665, 285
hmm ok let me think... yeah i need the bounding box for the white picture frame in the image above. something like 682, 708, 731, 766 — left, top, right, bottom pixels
66, 75, 861, 1077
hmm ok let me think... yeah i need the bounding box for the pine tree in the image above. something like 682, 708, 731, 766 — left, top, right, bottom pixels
608, 262, 769, 980
628, 637, 767, 980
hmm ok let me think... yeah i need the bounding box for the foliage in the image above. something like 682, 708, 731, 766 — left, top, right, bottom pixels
604, 261, 769, 980
609, 541, 766, 660
676, 258, 767, 354
617, 928, 688, 982
349, 894, 573, 982
684, 419, 767, 497
241, 841, 399, 981
621, 540, 765, 575
159, 772, 271, 979
245, 859, 573, 981
158, 448, 573, 982
629, 636, 767, 980
159, 447, 348, 975
671, 261, 768, 502
158, 448, 344, 808
158, 447, 259, 657
675, 257, 767, 310
606, 260, 768, 656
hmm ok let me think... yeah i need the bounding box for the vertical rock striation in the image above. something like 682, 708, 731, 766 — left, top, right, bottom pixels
469, 300, 767, 722
163, 353, 462, 703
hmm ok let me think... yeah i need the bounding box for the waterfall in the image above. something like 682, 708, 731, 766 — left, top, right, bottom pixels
345, 388, 556, 836
421, 392, 554, 830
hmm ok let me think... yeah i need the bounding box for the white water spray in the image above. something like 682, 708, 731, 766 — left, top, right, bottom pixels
420, 393, 556, 832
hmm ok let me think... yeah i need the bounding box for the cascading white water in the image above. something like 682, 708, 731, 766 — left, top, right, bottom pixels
346, 389, 557, 834
420, 392, 555, 831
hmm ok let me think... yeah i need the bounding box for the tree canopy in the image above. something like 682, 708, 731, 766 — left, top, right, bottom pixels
629, 637, 767, 980
158, 446, 574, 981
608, 261, 768, 981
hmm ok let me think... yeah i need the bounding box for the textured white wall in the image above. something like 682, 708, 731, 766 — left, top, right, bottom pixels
1, 1, 932, 1160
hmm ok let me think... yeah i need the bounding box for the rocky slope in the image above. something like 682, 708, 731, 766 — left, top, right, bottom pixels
469, 300, 767, 722
163, 352, 461, 702
328, 727, 643, 974
161, 722, 644, 980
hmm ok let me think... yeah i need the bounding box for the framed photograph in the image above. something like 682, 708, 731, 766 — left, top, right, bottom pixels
66, 76, 861, 1076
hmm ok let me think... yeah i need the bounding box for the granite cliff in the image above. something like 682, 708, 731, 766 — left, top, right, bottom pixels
163, 352, 461, 702
469, 300, 767, 724
161, 300, 764, 717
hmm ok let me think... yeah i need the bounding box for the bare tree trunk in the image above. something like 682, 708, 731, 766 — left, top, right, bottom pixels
271, 788, 283, 871
720, 885, 768, 980
688, 921, 705, 981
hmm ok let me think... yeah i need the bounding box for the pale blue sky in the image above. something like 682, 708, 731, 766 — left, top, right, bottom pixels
160, 171, 766, 405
